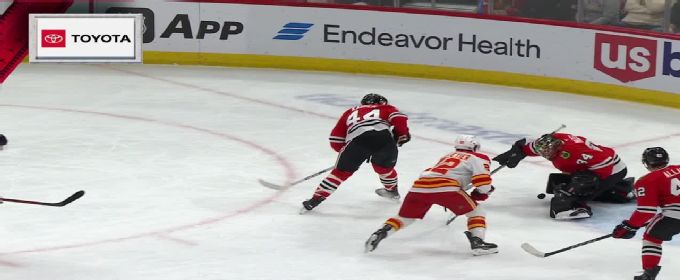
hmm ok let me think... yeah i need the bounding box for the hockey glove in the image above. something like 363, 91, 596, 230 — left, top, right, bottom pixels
492, 139, 527, 168
0, 134, 6, 146
470, 186, 495, 202
612, 220, 639, 239
396, 133, 411, 147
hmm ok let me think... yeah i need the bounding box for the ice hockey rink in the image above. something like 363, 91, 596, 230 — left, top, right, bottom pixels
0, 63, 679, 280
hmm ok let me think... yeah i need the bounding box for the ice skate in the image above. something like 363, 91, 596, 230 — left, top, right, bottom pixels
375, 187, 400, 201
464, 231, 498, 256
300, 196, 325, 214
365, 224, 392, 253
634, 266, 661, 280
552, 207, 592, 220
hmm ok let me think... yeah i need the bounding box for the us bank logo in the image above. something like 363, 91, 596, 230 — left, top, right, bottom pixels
273, 22, 314, 40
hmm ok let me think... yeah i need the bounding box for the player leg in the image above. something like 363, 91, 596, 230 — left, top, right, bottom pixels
635, 216, 680, 280
592, 169, 633, 203
438, 191, 498, 255
301, 139, 369, 213
368, 130, 400, 200
365, 190, 428, 252
550, 172, 600, 220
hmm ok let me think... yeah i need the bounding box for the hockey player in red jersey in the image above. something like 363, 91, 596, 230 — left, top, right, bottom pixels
493, 133, 631, 220
300, 93, 410, 213
364, 135, 498, 255
612, 147, 680, 280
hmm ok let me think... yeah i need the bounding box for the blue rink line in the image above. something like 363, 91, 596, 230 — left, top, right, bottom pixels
297, 94, 530, 145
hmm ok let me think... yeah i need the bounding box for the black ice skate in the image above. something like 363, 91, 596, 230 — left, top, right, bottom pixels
634, 266, 661, 280
300, 196, 325, 214
365, 224, 392, 253
464, 231, 499, 256
375, 187, 400, 201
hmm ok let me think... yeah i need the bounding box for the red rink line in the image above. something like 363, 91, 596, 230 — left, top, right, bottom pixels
0, 103, 296, 256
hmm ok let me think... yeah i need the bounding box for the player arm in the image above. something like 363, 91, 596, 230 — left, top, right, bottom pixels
329, 112, 348, 152
471, 157, 493, 194
627, 182, 660, 228
521, 138, 542, 157
388, 110, 410, 146
388, 111, 409, 136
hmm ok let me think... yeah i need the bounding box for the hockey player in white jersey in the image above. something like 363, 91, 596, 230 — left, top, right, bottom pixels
365, 135, 498, 255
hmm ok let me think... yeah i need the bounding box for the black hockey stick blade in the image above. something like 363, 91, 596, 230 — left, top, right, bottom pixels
259, 166, 334, 191
258, 179, 287, 190
521, 234, 612, 258
1, 190, 85, 207
58, 190, 86, 206
521, 243, 546, 258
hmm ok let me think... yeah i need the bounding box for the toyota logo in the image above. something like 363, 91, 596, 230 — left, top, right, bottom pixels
44, 34, 64, 44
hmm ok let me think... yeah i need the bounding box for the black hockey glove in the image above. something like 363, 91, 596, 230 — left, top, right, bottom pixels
396, 133, 411, 147
492, 139, 527, 168
0, 134, 6, 146
612, 220, 639, 239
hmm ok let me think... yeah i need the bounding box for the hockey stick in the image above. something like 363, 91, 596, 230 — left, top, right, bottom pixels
521, 233, 612, 258
1, 190, 85, 207
445, 165, 505, 225
259, 166, 334, 190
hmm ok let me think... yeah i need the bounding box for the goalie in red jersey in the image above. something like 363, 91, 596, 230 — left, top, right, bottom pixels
612, 147, 680, 280
493, 132, 632, 220
365, 135, 498, 256
300, 93, 410, 213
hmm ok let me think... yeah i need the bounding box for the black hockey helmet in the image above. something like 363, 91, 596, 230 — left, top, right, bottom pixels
642, 147, 669, 170
533, 134, 563, 160
361, 93, 388, 105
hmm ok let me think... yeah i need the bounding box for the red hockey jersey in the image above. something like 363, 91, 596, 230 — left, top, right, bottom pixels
521, 133, 626, 179
627, 165, 680, 227
328, 104, 409, 152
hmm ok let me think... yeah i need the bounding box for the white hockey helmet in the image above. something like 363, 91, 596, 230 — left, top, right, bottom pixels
454, 135, 480, 152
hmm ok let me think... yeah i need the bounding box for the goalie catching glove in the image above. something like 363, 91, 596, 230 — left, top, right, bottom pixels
492, 139, 527, 168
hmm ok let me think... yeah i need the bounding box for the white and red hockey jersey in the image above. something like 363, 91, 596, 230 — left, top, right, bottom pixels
328, 104, 408, 152
628, 165, 680, 227
522, 133, 626, 179
410, 150, 493, 194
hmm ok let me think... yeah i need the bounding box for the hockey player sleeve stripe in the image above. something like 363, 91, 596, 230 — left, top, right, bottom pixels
589, 155, 620, 170
388, 112, 407, 122
471, 174, 492, 187
329, 136, 345, 143
635, 206, 658, 214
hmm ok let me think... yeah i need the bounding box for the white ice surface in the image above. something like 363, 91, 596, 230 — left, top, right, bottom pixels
0, 64, 679, 280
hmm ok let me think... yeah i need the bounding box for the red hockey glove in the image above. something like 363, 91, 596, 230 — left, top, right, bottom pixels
612, 220, 639, 239
470, 186, 495, 202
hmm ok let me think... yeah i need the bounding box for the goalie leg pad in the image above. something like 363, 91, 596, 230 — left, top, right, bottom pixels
546, 173, 571, 194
